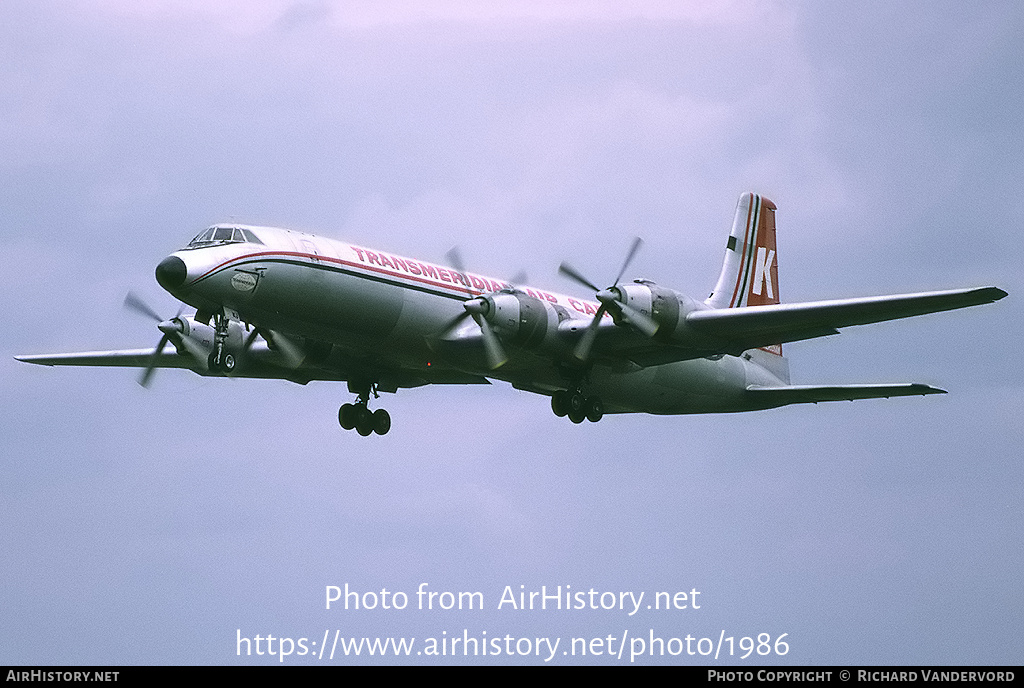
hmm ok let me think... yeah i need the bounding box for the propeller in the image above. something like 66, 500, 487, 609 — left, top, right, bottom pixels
260, 329, 306, 369
558, 237, 659, 362
445, 247, 528, 294
430, 247, 519, 370
124, 291, 206, 387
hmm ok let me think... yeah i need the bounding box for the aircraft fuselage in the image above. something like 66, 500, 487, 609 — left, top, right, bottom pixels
156, 224, 770, 414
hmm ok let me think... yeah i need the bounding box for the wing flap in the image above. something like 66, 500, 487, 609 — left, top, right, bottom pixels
686, 286, 1006, 353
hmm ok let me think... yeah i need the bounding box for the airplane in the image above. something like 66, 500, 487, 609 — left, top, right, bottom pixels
15, 193, 1007, 436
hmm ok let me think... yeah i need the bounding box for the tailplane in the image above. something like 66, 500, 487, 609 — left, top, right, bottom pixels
745, 383, 946, 409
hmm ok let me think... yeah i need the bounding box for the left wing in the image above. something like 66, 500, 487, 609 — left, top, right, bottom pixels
683, 286, 1007, 356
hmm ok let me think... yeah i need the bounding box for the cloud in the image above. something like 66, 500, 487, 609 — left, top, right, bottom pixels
80, 0, 780, 32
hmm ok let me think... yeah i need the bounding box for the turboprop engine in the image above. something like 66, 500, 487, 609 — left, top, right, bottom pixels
163, 316, 247, 368
442, 288, 569, 369
123, 292, 254, 383
611, 280, 707, 342
475, 290, 561, 350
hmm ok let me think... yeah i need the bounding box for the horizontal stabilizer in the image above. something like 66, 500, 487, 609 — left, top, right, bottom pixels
746, 383, 946, 408
687, 286, 1006, 354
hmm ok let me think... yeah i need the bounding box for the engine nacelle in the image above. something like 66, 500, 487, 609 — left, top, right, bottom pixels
614, 280, 706, 343
167, 316, 247, 368
481, 290, 567, 354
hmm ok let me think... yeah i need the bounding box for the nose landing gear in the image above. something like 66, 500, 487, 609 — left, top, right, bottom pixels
207, 310, 241, 374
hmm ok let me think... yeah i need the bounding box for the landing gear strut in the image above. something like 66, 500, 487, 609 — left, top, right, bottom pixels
207, 311, 236, 373
551, 387, 604, 423
338, 381, 391, 436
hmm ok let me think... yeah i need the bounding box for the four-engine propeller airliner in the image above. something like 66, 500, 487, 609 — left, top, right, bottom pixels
16, 193, 1006, 436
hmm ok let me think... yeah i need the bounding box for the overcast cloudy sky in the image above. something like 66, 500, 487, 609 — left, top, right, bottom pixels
3, 0, 1021, 665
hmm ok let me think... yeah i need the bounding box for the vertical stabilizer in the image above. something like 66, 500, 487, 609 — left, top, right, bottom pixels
707, 193, 786, 376
707, 192, 779, 309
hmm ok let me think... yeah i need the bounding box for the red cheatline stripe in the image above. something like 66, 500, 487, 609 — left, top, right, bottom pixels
188, 250, 485, 297
185, 250, 604, 313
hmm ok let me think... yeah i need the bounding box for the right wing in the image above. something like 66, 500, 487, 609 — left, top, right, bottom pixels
15, 342, 490, 389
16, 349, 193, 369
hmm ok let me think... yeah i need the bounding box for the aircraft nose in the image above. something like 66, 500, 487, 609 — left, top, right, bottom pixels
155, 255, 187, 291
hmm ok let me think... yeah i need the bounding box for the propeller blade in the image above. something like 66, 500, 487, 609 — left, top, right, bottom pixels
477, 317, 508, 370
207, 326, 261, 377
508, 270, 529, 289
236, 327, 260, 363
124, 291, 163, 323
128, 292, 197, 387
176, 328, 208, 361
573, 305, 607, 362
444, 246, 467, 275
558, 262, 601, 293
242, 327, 260, 352
435, 309, 473, 339
265, 330, 305, 369
559, 237, 655, 362
612, 237, 643, 287
444, 246, 474, 294
496, 270, 528, 294
138, 334, 170, 387
616, 301, 659, 337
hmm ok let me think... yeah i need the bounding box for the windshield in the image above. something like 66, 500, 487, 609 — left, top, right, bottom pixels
186, 226, 264, 249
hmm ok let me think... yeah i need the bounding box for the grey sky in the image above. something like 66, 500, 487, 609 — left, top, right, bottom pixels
2, 0, 1021, 665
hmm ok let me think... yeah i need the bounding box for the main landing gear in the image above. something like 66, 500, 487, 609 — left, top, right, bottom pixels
550, 387, 604, 424
338, 382, 391, 436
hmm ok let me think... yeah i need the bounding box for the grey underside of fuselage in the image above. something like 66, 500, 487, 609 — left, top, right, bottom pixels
188, 257, 780, 414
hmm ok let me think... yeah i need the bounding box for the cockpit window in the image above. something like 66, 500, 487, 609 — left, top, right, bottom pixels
190, 228, 216, 244
185, 225, 264, 249
241, 229, 264, 244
